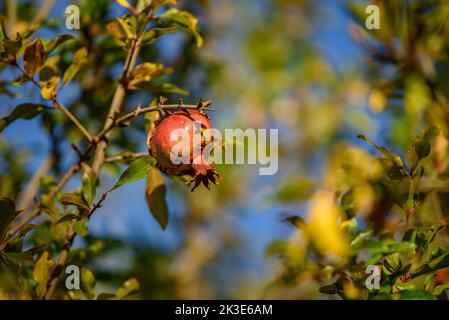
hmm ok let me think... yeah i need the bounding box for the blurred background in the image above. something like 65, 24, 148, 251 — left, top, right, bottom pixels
2, 0, 446, 299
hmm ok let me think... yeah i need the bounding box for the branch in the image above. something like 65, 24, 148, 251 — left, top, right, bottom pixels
6, 0, 17, 39
18, 154, 55, 214
13, 64, 94, 143
54, 98, 93, 143
0, 163, 81, 249
91, 38, 142, 174
95, 100, 213, 142
44, 37, 143, 300
31, 0, 57, 25
105, 151, 148, 163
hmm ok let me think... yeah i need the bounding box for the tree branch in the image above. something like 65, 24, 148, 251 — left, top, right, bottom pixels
105, 151, 148, 163
91, 38, 142, 174
13, 64, 94, 143
44, 37, 143, 300
31, 0, 57, 25
18, 154, 55, 214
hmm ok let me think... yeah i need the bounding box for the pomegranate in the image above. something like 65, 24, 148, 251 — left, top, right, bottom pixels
147, 109, 220, 191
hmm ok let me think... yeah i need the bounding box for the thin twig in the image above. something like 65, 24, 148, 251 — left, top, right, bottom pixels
104, 151, 148, 163
13, 64, 94, 142
95, 103, 213, 141
18, 154, 55, 214
31, 0, 57, 25
6, 0, 17, 39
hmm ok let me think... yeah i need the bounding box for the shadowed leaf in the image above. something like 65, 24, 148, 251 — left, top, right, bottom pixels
146, 168, 169, 229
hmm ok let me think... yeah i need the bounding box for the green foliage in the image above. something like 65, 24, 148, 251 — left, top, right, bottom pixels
110, 156, 155, 191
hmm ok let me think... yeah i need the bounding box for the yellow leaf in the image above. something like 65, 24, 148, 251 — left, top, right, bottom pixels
33, 251, 55, 298
116, 0, 135, 11
40, 76, 59, 100
307, 190, 349, 257
129, 62, 164, 88
368, 89, 387, 113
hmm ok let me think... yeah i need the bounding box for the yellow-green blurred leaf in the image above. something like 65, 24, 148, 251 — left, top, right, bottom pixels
146, 168, 169, 229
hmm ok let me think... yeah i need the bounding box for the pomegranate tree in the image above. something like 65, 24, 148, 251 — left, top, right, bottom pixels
147, 109, 220, 191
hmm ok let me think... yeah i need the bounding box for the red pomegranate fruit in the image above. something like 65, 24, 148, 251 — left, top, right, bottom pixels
147, 109, 220, 191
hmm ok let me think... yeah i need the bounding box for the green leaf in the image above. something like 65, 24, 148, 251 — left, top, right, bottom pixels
398, 289, 436, 300
23, 38, 45, 77
408, 126, 439, 172
45, 34, 75, 53
1, 35, 22, 63
351, 229, 373, 248
0, 197, 18, 241
61, 193, 90, 211
433, 282, 449, 296
40, 194, 60, 219
142, 27, 177, 45
146, 168, 169, 229
413, 248, 449, 277
158, 8, 203, 48
62, 47, 88, 87
0, 103, 49, 132
80, 267, 96, 299
116, 278, 139, 300
272, 178, 316, 203
96, 293, 117, 300
81, 163, 97, 206
1, 251, 34, 266
319, 283, 338, 295
55, 213, 82, 225
33, 251, 55, 298
73, 217, 89, 236
427, 224, 443, 245
110, 156, 155, 191
265, 241, 288, 258
357, 134, 406, 172
139, 82, 189, 95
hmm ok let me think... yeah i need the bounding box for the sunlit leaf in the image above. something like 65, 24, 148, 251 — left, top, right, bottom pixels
116, 0, 135, 11
62, 47, 88, 87
45, 34, 75, 53
80, 267, 96, 299
128, 62, 165, 89
158, 8, 203, 48
116, 278, 139, 300
73, 217, 89, 236
358, 134, 405, 170
33, 251, 55, 298
110, 156, 155, 191
81, 163, 97, 206
40, 76, 59, 100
